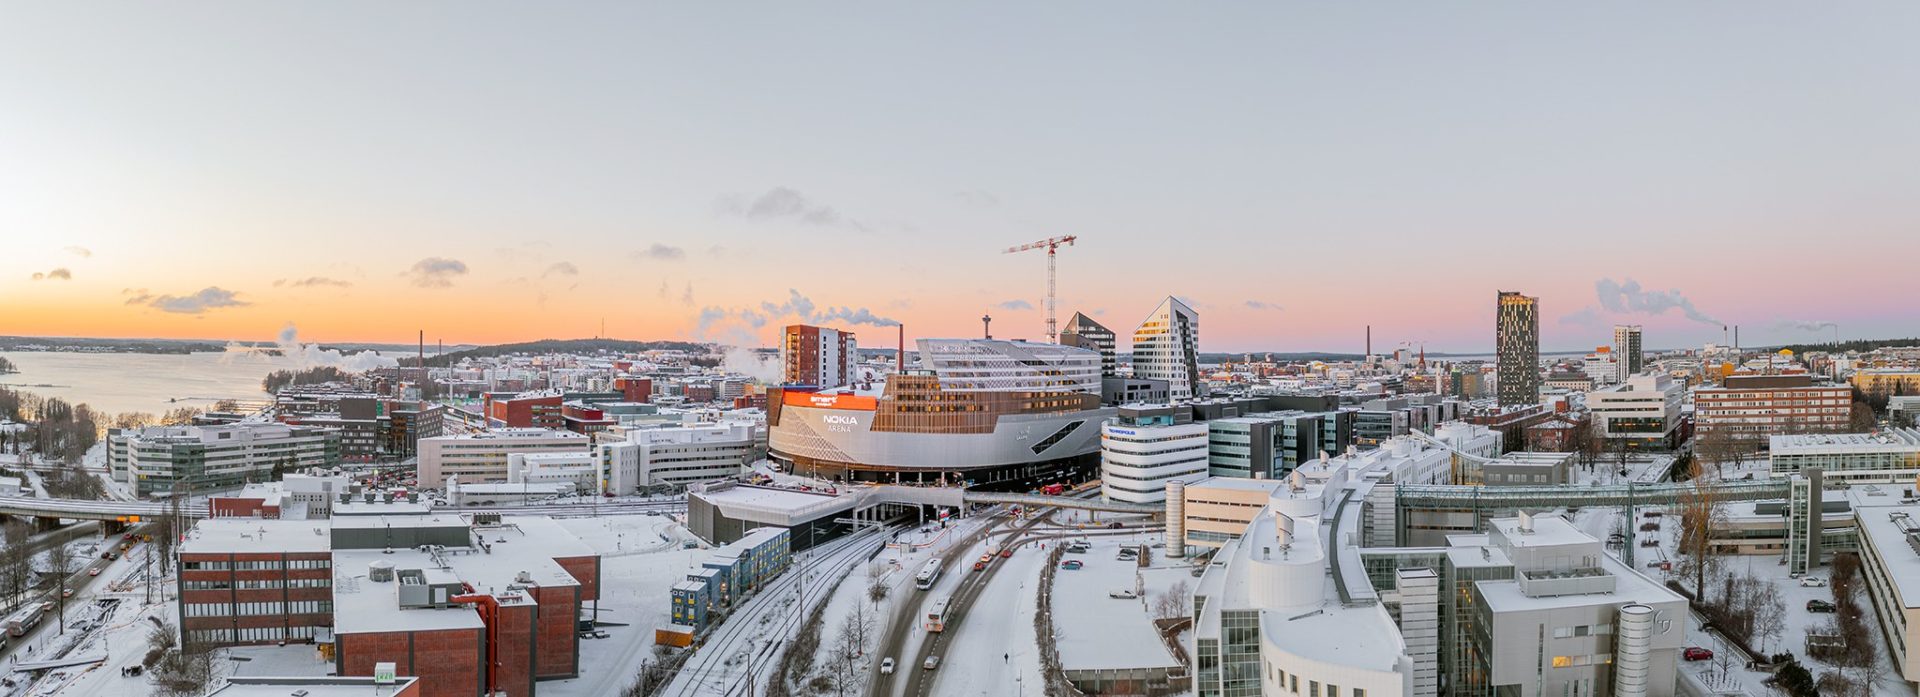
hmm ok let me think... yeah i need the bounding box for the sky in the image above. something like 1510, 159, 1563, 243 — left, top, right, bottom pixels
4, 3, 1918, 353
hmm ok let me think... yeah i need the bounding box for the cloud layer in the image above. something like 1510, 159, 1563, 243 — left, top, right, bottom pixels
127, 287, 249, 314
1593, 278, 1720, 326
633, 244, 685, 261
696, 288, 900, 345
30, 268, 72, 281
405, 258, 468, 288
995, 299, 1034, 311
274, 276, 353, 288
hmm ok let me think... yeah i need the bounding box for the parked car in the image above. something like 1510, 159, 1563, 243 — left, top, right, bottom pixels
1639, 522, 1659, 532
1800, 577, 1828, 587
1109, 589, 1138, 599
1060, 560, 1084, 570
1107, 521, 1124, 529
1639, 539, 1659, 547
1807, 600, 1837, 613
880, 658, 895, 675
922, 655, 941, 671
1683, 647, 1713, 661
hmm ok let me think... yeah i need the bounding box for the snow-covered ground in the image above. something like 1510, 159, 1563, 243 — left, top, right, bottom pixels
543, 513, 710, 697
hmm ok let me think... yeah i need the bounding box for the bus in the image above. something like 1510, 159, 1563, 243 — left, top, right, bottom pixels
914, 559, 943, 590
6, 601, 49, 637
924, 596, 951, 632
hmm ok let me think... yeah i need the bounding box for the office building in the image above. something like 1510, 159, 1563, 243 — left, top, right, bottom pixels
1853, 370, 1920, 401
1845, 489, 1920, 685
598, 421, 759, 492
1100, 404, 1209, 504
486, 391, 564, 430
1495, 291, 1540, 407
1768, 429, 1920, 482
1131, 296, 1203, 400
1694, 375, 1851, 446
415, 428, 591, 485
1587, 373, 1684, 449
768, 338, 1112, 487
1060, 312, 1118, 377
1612, 325, 1643, 382
107, 423, 340, 496
209, 473, 355, 520
781, 324, 857, 388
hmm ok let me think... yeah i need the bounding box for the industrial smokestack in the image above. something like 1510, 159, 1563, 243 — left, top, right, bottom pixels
418, 330, 425, 399
897, 324, 905, 373
1366, 325, 1371, 357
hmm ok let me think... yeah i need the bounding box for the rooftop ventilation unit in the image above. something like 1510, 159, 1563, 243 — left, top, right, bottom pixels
368, 560, 395, 583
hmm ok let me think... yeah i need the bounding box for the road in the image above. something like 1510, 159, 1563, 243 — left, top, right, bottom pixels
0, 522, 155, 661
660, 526, 891, 697
894, 523, 1162, 697
866, 512, 1014, 697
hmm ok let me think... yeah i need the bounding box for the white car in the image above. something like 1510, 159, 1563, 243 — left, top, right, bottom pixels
1109, 589, 1138, 599
1800, 577, 1828, 587
922, 655, 940, 671
879, 658, 895, 675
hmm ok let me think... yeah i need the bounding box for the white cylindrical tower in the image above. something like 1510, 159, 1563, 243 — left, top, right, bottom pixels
1165, 481, 1186, 558
1613, 603, 1655, 697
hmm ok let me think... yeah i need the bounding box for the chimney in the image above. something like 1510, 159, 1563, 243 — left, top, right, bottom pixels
897, 324, 905, 372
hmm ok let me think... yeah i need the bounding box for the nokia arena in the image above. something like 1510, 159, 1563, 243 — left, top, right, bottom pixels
768, 338, 1115, 489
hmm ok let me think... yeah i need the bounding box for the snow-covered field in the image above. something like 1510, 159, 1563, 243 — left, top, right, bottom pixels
1050, 535, 1181, 673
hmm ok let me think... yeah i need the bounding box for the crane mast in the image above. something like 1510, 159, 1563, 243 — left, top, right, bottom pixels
1001, 235, 1077, 342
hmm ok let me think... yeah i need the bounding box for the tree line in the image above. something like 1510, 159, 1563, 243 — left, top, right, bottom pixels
262, 366, 351, 394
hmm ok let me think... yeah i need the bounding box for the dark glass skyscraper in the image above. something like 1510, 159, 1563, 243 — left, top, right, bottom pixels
1496, 291, 1540, 406
1060, 312, 1117, 377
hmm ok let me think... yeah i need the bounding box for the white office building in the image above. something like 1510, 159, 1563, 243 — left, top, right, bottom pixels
107, 423, 340, 496
1131, 296, 1203, 400
506, 452, 601, 494
415, 428, 590, 485
1586, 373, 1684, 448
599, 421, 759, 492
1100, 405, 1209, 504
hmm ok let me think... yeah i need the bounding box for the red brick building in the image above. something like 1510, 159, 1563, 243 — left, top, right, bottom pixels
614, 376, 653, 403
486, 393, 564, 429
181, 514, 599, 697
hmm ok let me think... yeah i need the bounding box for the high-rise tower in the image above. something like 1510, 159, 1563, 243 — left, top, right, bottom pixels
1496, 292, 1540, 406
1613, 324, 1643, 383
1132, 297, 1202, 400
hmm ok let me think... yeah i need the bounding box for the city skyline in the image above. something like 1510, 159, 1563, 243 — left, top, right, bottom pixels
6, 3, 1919, 352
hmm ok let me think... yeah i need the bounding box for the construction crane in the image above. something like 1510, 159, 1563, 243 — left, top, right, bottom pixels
1002, 235, 1077, 342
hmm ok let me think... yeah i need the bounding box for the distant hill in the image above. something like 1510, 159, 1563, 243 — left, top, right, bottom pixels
0, 335, 226, 354
418, 338, 710, 366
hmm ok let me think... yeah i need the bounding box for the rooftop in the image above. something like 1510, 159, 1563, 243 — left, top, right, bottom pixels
1474, 554, 1684, 613
1846, 491, 1920, 607
1489, 513, 1590, 549
331, 549, 488, 634
1185, 476, 1288, 494
209, 676, 422, 697
182, 518, 332, 555
1771, 429, 1920, 454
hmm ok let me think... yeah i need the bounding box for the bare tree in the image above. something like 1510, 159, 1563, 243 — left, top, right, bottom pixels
1154, 579, 1194, 620
0, 520, 31, 609
1753, 579, 1787, 654
865, 562, 889, 609
1848, 402, 1877, 432
46, 539, 73, 633
1675, 484, 1726, 602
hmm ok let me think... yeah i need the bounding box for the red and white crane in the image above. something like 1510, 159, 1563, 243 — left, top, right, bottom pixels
1002, 235, 1077, 343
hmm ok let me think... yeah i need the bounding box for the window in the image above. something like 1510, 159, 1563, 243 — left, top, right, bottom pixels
1310, 681, 1320, 697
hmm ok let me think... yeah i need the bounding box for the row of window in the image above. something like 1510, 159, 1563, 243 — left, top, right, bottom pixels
182, 577, 330, 590
184, 559, 326, 571
1269, 662, 1365, 697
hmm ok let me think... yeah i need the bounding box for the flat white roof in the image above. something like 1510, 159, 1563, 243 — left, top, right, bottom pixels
182, 519, 332, 555
1771, 429, 1920, 454
696, 484, 841, 512
1848, 492, 1920, 607
1186, 476, 1287, 494
1489, 514, 1590, 549
1474, 555, 1685, 613
330, 549, 486, 635
210, 677, 422, 697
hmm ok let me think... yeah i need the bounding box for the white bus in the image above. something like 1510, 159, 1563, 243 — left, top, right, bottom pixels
924, 596, 951, 632
914, 558, 943, 590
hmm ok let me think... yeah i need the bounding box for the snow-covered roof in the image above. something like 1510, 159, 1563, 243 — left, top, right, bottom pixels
1847, 492, 1920, 607
329, 549, 487, 634
181, 519, 332, 555
1473, 554, 1683, 613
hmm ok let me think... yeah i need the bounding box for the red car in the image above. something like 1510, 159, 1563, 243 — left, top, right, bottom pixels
88, 568, 100, 577
972, 561, 986, 571
1683, 647, 1713, 661
999, 549, 1013, 558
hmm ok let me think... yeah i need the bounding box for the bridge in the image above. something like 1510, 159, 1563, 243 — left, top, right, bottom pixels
1392, 479, 1791, 564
